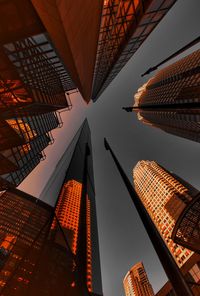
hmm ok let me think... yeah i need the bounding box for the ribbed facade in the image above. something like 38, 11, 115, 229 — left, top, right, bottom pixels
123, 262, 154, 296
137, 109, 200, 144
52, 179, 93, 292
134, 49, 200, 107
133, 160, 195, 267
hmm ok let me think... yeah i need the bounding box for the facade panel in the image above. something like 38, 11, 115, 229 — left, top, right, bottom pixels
92, 0, 177, 101
133, 161, 200, 295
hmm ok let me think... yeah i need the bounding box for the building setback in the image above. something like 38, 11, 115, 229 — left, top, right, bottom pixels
133, 161, 200, 295
0, 112, 61, 190
123, 262, 154, 296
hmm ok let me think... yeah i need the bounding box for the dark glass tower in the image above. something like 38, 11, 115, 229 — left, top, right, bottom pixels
91, 0, 177, 101
51, 120, 103, 295
0, 120, 103, 296
0, 112, 61, 190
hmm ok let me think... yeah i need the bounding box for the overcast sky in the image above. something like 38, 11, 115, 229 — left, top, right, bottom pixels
20, 1, 200, 295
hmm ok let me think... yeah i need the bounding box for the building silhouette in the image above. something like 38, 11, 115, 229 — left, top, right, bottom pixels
123, 262, 154, 296
0, 112, 62, 190
0, 120, 103, 296
133, 161, 200, 295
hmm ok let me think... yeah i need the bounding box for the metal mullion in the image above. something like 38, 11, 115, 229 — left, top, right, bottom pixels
8, 41, 49, 54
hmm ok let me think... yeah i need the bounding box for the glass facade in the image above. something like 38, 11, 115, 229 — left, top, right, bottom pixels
0, 112, 61, 189
136, 109, 200, 144
1, 33, 75, 118
92, 0, 177, 101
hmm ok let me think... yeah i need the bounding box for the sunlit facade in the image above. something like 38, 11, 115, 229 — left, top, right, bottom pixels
0, 188, 53, 295
123, 262, 154, 296
133, 161, 200, 296
134, 49, 200, 107
52, 179, 93, 292
40, 120, 103, 295
133, 161, 195, 267
92, 0, 177, 101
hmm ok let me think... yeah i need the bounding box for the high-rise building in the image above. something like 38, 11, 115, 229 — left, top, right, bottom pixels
0, 0, 103, 104
123, 262, 154, 296
0, 112, 61, 190
0, 0, 177, 103
136, 108, 200, 144
91, 0, 177, 101
134, 49, 200, 108
51, 120, 103, 295
133, 161, 200, 295
0, 120, 103, 296
133, 49, 200, 143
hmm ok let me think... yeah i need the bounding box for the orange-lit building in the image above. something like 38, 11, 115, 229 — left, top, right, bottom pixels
0, 0, 102, 105
0, 120, 103, 296
52, 180, 93, 292
50, 120, 103, 295
0, 1, 177, 104
133, 49, 200, 108
133, 49, 200, 144
123, 262, 154, 296
133, 161, 200, 295
91, 0, 177, 101
0, 188, 53, 295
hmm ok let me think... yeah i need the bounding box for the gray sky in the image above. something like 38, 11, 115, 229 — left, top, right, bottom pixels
20, 1, 200, 295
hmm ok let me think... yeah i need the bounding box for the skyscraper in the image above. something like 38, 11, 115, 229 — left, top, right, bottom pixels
51, 120, 103, 295
133, 161, 200, 295
133, 48, 200, 143
123, 262, 154, 296
0, 120, 103, 296
133, 49, 200, 108
91, 0, 177, 101
1, 1, 177, 103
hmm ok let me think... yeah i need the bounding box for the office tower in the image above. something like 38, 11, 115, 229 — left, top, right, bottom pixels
0, 120, 103, 296
0, 112, 61, 190
0, 0, 102, 104
1, 1, 177, 103
136, 108, 200, 144
0, 187, 86, 296
0, 188, 53, 295
91, 0, 177, 101
133, 161, 200, 295
123, 262, 154, 296
134, 49, 200, 108
51, 120, 103, 295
